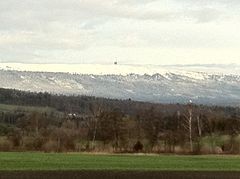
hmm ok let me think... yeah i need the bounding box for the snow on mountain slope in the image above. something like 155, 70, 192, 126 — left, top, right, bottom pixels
1, 63, 240, 76
0, 63, 170, 75
1, 63, 240, 106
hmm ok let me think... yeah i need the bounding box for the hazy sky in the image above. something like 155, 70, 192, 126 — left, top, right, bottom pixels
1, 0, 240, 65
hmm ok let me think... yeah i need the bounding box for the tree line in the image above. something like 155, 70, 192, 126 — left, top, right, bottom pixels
0, 88, 240, 154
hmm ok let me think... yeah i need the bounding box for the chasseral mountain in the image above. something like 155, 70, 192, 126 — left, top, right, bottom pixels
1, 63, 240, 106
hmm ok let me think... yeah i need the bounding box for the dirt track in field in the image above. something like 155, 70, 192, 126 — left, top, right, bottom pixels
0, 171, 240, 179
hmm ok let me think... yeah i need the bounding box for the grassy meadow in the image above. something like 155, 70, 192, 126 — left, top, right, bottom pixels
0, 152, 240, 171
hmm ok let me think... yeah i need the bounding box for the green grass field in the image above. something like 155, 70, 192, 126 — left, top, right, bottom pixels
0, 152, 240, 171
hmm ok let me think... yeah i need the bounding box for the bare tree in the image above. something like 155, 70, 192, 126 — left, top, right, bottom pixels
179, 103, 193, 152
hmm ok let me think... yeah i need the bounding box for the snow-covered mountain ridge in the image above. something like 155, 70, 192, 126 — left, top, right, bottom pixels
1, 63, 240, 106
1, 63, 240, 76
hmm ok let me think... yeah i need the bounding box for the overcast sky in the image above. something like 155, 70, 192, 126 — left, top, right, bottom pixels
0, 0, 240, 65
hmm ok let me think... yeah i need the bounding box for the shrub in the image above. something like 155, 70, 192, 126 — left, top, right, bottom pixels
22, 137, 36, 150
42, 140, 59, 152
0, 137, 13, 151
133, 141, 143, 152
22, 136, 45, 151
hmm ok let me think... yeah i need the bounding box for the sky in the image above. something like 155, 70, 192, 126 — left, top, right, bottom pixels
0, 0, 240, 65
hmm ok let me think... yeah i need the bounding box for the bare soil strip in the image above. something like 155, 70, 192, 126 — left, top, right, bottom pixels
1, 171, 240, 179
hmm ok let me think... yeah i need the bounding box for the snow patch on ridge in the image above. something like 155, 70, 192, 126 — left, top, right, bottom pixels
1, 63, 240, 81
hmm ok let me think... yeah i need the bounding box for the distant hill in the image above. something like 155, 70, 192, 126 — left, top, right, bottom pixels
1, 63, 240, 106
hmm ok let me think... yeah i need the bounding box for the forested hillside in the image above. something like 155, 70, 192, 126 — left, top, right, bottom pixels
0, 88, 240, 154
